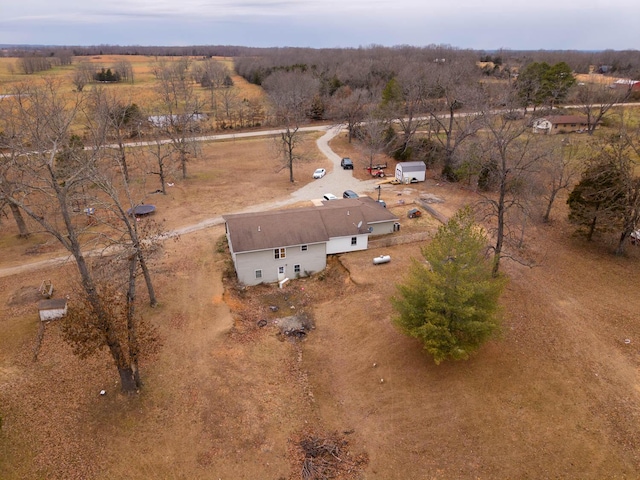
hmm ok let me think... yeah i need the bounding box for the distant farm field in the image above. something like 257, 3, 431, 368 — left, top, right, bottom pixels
0, 55, 265, 114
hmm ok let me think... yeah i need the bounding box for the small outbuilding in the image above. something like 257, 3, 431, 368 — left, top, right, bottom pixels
37, 298, 68, 322
395, 161, 426, 183
532, 115, 591, 135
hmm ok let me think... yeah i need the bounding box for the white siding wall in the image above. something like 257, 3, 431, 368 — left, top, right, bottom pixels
234, 243, 327, 286
369, 221, 396, 235
39, 306, 67, 322
326, 234, 368, 254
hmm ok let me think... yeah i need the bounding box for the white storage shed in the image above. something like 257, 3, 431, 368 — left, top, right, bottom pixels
38, 298, 68, 322
395, 161, 426, 183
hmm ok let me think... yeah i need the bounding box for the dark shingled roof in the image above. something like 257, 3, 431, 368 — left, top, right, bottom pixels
224, 197, 398, 253
38, 298, 68, 310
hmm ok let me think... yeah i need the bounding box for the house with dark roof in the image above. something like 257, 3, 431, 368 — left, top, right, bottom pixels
223, 197, 399, 285
532, 115, 591, 134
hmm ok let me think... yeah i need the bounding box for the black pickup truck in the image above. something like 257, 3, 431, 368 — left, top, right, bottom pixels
341, 157, 354, 169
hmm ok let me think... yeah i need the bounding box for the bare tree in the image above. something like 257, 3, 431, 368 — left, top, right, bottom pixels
217, 86, 240, 128
424, 61, 483, 179
193, 58, 230, 116
329, 86, 371, 143
19, 55, 51, 74
475, 112, 549, 276
85, 158, 159, 308
575, 81, 632, 134
390, 64, 431, 158
154, 58, 203, 179
263, 70, 319, 182
147, 132, 175, 195
87, 88, 143, 182
53, 49, 73, 66
1, 79, 158, 392
540, 138, 581, 223
72, 62, 96, 92
357, 111, 393, 171
115, 60, 134, 84
0, 113, 30, 237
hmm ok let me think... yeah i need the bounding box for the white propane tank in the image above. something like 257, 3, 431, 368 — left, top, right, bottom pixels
373, 255, 391, 265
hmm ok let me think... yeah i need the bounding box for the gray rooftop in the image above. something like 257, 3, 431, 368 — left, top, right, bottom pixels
224, 197, 399, 253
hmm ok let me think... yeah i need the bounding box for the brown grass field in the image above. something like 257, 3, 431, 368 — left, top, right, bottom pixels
0, 55, 264, 117
1, 57, 640, 479
1, 131, 640, 479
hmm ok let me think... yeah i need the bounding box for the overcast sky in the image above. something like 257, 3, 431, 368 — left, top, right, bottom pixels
1, 0, 639, 51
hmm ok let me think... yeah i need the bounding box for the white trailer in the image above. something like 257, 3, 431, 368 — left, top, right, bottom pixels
395, 161, 426, 183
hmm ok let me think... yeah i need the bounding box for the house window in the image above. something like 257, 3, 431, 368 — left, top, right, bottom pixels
278, 266, 285, 274
301, 245, 308, 252
274, 248, 286, 259
294, 264, 301, 274
255, 270, 262, 279
351, 237, 357, 246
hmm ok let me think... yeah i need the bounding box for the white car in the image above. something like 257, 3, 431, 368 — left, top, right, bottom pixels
323, 193, 338, 201
313, 168, 326, 179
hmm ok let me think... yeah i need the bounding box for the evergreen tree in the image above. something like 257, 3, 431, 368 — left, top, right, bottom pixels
542, 62, 576, 108
515, 62, 549, 112
516, 61, 575, 111
567, 156, 626, 241
392, 207, 505, 364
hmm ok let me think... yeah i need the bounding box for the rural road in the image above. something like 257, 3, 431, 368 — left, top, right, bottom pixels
0, 124, 382, 278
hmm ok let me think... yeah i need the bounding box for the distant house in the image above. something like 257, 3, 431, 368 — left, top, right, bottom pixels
395, 161, 427, 183
532, 115, 591, 135
610, 79, 640, 92
223, 197, 399, 286
38, 298, 68, 322
147, 113, 208, 128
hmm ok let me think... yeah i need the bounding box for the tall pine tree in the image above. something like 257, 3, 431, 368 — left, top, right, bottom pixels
392, 207, 505, 364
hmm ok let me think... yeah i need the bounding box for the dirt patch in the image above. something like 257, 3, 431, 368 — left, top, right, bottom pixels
6, 285, 42, 307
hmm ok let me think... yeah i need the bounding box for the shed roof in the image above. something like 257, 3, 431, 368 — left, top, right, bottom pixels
38, 298, 68, 311
224, 197, 399, 253
396, 161, 426, 171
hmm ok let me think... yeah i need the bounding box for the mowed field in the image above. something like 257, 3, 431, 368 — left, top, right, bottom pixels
1, 57, 640, 479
